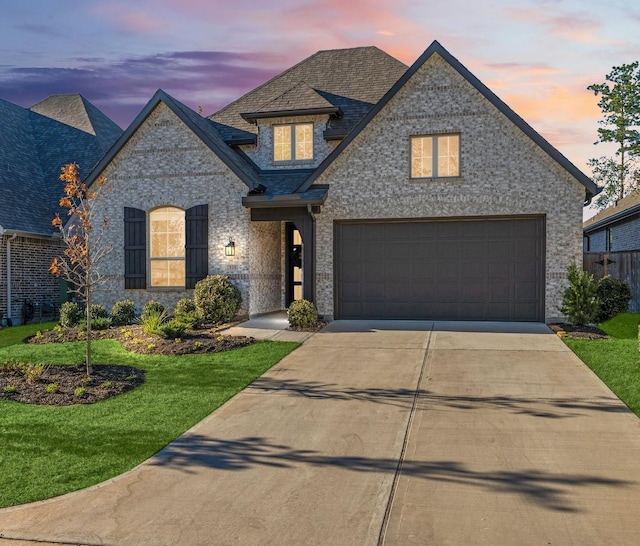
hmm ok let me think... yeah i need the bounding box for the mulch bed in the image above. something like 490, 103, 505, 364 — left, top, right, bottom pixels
27, 325, 256, 356
548, 323, 609, 340
0, 364, 144, 406
0, 325, 258, 406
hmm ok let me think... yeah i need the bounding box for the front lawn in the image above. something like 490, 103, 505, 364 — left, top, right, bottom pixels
564, 313, 640, 416
0, 324, 299, 507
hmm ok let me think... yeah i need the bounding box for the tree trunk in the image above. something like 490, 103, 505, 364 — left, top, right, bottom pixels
85, 281, 92, 376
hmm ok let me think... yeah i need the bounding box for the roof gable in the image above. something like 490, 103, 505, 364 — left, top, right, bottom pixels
85, 89, 259, 190
298, 41, 599, 201
0, 96, 121, 235
241, 82, 341, 121
210, 46, 407, 137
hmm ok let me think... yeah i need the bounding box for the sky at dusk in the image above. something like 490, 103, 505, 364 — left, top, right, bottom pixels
2, 0, 639, 219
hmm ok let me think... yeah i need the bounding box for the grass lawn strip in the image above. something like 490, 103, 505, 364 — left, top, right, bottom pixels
0, 323, 299, 508
564, 313, 640, 417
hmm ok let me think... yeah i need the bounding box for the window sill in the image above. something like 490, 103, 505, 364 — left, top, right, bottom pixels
272, 159, 315, 167
147, 287, 192, 292
409, 175, 462, 182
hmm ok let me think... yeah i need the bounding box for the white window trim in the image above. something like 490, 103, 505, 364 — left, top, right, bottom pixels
148, 206, 186, 288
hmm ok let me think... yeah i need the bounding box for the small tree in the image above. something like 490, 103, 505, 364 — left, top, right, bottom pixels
49, 163, 112, 375
561, 263, 601, 326
588, 62, 640, 209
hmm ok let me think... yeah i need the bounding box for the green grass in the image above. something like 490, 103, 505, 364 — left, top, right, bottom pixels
565, 313, 640, 416
0, 329, 299, 508
0, 321, 57, 349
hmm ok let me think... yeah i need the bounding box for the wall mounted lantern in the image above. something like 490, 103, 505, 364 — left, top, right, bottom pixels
225, 239, 236, 256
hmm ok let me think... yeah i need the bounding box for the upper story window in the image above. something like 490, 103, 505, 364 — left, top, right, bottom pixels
149, 206, 185, 287
411, 134, 460, 178
274, 123, 313, 162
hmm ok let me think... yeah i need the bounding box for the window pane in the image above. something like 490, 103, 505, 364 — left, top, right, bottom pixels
437, 135, 460, 177
411, 137, 432, 178
295, 124, 313, 160
150, 259, 185, 287
149, 207, 185, 287
274, 125, 292, 161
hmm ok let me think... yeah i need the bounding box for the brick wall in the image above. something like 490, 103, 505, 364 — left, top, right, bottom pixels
0, 234, 63, 324
312, 53, 585, 322
90, 102, 281, 316
585, 215, 640, 252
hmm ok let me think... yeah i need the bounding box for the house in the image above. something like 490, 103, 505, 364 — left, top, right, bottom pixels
583, 192, 640, 252
86, 41, 598, 323
583, 193, 640, 312
0, 95, 122, 325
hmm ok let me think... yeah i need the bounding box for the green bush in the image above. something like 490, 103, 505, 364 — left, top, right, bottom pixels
138, 307, 168, 335
153, 319, 187, 339
561, 263, 600, 326
111, 299, 136, 326
174, 298, 196, 315
78, 318, 112, 331
141, 300, 166, 321
87, 304, 108, 319
193, 275, 242, 325
287, 299, 318, 328
173, 310, 203, 329
59, 301, 82, 328
596, 277, 632, 323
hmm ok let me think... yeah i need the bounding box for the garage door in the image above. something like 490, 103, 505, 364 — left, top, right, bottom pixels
334, 217, 545, 321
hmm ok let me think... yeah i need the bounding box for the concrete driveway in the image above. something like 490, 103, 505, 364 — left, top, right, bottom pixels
2, 321, 640, 545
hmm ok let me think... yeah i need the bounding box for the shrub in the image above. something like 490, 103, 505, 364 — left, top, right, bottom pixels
23, 363, 47, 384
74, 386, 86, 397
173, 310, 203, 329
596, 277, 632, 323
287, 299, 318, 328
59, 301, 82, 328
111, 299, 136, 326
193, 275, 242, 324
78, 317, 112, 331
3, 385, 17, 394
45, 383, 58, 394
561, 263, 600, 326
138, 307, 168, 335
87, 303, 108, 319
153, 319, 187, 339
174, 298, 196, 315
173, 298, 203, 328
141, 300, 166, 321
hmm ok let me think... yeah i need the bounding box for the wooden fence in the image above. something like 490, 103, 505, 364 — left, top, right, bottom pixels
584, 251, 640, 312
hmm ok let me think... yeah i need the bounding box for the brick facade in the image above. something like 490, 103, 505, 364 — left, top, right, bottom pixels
0, 234, 63, 325
91, 103, 281, 316
311, 54, 584, 322
585, 215, 640, 252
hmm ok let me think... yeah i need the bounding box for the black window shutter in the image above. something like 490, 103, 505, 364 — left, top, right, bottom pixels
124, 207, 146, 289
185, 204, 208, 289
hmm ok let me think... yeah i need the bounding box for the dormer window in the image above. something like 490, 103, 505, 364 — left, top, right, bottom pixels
274, 123, 313, 162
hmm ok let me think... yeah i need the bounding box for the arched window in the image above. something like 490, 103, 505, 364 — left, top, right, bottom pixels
149, 206, 185, 287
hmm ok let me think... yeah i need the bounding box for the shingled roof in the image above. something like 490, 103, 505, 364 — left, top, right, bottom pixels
209, 46, 408, 139
583, 192, 640, 232
0, 96, 121, 235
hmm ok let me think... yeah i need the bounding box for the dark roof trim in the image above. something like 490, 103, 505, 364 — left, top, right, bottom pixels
225, 136, 257, 146
84, 89, 257, 190
583, 203, 640, 233
298, 40, 599, 200
323, 128, 348, 141
242, 185, 329, 208
240, 106, 342, 123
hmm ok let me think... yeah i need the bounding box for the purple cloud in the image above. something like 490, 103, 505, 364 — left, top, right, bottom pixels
0, 50, 288, 128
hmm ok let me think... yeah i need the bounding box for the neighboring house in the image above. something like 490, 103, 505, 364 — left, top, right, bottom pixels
0, 95, 122, 325
583, 192, 640, 252
86, 41, 598, 323
583, 193, 640, 312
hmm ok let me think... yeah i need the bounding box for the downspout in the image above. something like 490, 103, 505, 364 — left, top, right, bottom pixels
306, 204, 317, 305
5, 231, 17, 324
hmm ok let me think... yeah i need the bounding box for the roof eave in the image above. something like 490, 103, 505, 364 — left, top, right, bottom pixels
583, 203, 640, 233
240, 106, 342, 123
242, 188, 328, 209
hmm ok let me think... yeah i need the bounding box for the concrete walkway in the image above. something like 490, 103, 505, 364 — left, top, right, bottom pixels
2, 321, 640, 545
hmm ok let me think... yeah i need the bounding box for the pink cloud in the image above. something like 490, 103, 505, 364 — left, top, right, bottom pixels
91, 4, 167, 33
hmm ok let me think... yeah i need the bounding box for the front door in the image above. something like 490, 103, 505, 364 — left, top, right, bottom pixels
286, 223, 303, 306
